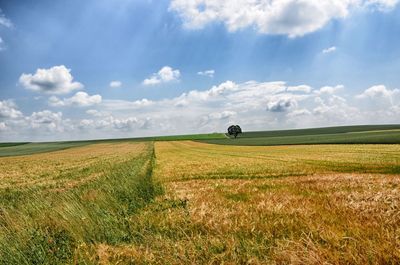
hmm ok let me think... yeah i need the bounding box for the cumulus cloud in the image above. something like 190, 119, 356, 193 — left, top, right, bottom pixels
0, 100, 23, 119
29, 110, 61, 126
356, 85, 400, 108
322, 46, 337, 54
169, 0, 399, 37
266, 95, 298, 112
356, 85, 399, 100
49, 92, 102, 107
19, 65, 84, 94
197, 69, 215, 77
109, 81, 122, 88
143, 66, 181, 85
2, 80, 400, 142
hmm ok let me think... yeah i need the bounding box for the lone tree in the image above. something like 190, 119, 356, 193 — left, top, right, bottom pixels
227, 125, 242, 138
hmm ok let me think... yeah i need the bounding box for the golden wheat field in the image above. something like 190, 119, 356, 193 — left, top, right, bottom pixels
0, 143, 147, 190
0, 140, 399, 264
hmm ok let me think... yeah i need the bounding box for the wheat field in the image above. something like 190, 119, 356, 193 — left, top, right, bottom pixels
0, 140, 399, 264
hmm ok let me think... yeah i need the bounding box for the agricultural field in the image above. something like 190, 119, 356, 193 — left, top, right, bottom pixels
134, 141, 400, 264
0, 133, 225, 157
0, 128, 399, 264
201, 125, 400, 146
0, 142, 162, 264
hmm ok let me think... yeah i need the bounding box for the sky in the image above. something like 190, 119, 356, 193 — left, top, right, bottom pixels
0, 0, 400, 141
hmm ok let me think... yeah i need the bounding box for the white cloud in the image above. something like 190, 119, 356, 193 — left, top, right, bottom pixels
315, 85, 344, 95
19, 65, 84, 94
0, 9, 12, 51
169, 0, 399, 37
109, 80, 122, 88
0, 9, 13, 28
0, 100, 23, 119
28, 110, 65, 132
77, 115, 151, 132
287, 108, 311, 118
102, 98, 154, 110
287, 85, 312, 93
322, 46, 337, 54
143, 66, 181, 85
0, 122, 7, 131
86, 109, 105, 117
49, 92, 102, 107
365, 0, 400, 10
0, 37, 5, 51
198, 69, 215, 77
266, 95, 298, 112
356, 85, 399, 100
3, 80, 400, 142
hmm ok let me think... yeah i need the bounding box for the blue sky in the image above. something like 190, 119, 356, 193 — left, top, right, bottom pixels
1, 0, 400, 141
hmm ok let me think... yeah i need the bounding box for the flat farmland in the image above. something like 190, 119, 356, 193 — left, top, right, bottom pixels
128, 141, 399, 264
155, 141, 400, 181
0, 142, 162, 264
0, 140, 399, 264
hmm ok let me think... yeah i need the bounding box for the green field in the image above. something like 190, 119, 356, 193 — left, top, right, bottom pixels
201, 124, 400, 146
0, 142, 93, 157
228, 124, 400, 138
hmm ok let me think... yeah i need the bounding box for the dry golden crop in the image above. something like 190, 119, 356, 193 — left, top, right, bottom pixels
1, 140, 399, 264
154, 141, 400, 181
0, 142, 147, 191
117, 141, 400, 264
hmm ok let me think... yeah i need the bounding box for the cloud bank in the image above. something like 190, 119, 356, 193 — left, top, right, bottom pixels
2, 80, 400, 141
169, 0, 399, 37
